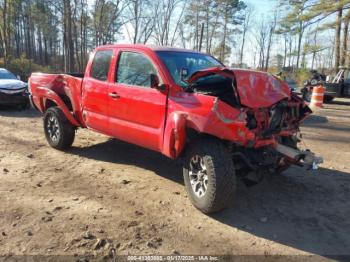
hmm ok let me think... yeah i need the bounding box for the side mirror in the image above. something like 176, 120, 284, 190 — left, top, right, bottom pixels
17, 75, 21, 80
150, 74, 166, 91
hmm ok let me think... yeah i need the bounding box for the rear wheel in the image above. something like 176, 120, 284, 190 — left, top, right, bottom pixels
183, 137, 236, 213
43, 106, 75, 150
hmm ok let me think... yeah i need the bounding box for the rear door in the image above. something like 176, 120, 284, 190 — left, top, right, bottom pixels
82, 49, 113, 133
107, 50, 167, 151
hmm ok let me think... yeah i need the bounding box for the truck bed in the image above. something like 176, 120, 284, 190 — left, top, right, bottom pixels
29, 73, 84, 125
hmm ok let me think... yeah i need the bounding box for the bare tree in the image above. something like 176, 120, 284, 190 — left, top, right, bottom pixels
217, 0, 245, 62
254, 17, 269, 69
0, 0, 10, 66
153, 0, 185, 46
124, 0, 155, 44
341, 9, 350, 67
239, 6, 252, 66
92, 0, 126, 46
334, 7, 343, 69
63, 0, 75, 72
264, 12, 277, 70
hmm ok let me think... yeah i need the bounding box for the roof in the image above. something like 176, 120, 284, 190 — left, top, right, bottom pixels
96, 44, 205, 54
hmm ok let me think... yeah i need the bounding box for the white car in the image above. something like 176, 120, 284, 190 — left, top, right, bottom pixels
0, 68, 29, 109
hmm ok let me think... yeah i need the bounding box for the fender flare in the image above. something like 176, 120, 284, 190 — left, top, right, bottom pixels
36, 86, 81, 127
162, 112, 187, 159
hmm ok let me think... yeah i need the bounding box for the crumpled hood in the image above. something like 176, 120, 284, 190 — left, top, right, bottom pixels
0, 79, 27, 94
187, 67, 291, 109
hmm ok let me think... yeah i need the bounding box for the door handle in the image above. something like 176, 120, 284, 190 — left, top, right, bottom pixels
108, 92, 120, 99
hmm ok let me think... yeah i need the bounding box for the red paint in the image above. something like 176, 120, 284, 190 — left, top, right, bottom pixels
29, 44, 310, 159
188, 67, 291, 108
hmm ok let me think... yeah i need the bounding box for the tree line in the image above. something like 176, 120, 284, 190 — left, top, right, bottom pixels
276, 0, 350, 72
0, 0, 247, 74
1, 0, 350, 78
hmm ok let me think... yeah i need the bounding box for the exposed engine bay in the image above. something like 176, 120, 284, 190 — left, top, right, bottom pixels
189, 74, 240, 108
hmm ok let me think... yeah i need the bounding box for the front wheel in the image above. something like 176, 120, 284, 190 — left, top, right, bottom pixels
183, 137, 237, 213
43, 106, 75, 150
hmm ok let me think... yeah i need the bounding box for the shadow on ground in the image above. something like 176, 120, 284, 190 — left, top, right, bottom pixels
213, 166, 350, 258
67, 138, 350, 258
302, 113, 350, 133
68, 139, 183, 184
302, 114, 328, 125
329, 99, 350, 106
0, 107, 40, 118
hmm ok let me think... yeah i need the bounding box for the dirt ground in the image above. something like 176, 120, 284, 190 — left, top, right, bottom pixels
0, 99, 350, 261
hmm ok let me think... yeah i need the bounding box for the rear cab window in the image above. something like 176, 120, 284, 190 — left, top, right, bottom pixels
91, 50, 113, 81
116, 51, 158, 88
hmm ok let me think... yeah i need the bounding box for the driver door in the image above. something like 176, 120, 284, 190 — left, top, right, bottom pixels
108, 50, 167, 151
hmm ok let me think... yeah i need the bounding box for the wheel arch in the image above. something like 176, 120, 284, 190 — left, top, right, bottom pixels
162, 112, 229, 159
44, 98, 57, 109
37, 87, 81, 127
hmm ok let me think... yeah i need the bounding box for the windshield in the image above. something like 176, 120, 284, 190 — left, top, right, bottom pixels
0, 69, 17, 80
156, 51, 222, 87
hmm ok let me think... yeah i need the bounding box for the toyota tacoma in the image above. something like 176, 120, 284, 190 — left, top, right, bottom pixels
29, 45, 322, 213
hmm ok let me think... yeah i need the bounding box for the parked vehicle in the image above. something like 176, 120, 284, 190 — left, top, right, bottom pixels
300, 69, 350, 103
0, 68, 29, 109
285, 78, 298, 93
29, 44, 322, 213
322, 68, 350, 101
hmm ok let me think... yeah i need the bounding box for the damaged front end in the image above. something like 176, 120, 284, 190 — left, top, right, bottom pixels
240, 84, 323, 175
187, 67, 323, 181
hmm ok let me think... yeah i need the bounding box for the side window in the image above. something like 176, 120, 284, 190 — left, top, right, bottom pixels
116, 52, 157, 87
91, 50, 113, 81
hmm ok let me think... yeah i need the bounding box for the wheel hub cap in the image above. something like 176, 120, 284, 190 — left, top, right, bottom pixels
189, 155, 208, 198
47, 116, 60, 142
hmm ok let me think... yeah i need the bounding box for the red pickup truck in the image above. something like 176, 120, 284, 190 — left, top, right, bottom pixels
29, 44, 322, 213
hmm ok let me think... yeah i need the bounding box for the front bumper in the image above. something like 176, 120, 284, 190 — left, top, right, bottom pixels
0, 90, 29, 106
275, 143, 323, 170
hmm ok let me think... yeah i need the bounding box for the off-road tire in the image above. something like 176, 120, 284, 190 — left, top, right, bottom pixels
43, 106, 75, 150
183, 137, 237, 213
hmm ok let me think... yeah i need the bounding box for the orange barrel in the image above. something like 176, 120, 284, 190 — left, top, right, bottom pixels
309, 85, 325, 109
